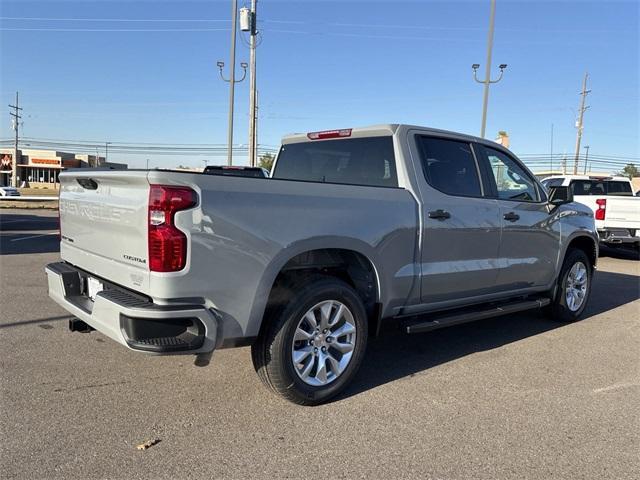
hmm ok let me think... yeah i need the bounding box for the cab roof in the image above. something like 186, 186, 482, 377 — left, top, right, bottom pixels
280, 124, 494, 148
542, 174, 630, 182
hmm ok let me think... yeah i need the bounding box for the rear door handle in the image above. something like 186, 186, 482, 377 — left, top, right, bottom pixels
428, 209, 451, 220
503, 212, 520, 222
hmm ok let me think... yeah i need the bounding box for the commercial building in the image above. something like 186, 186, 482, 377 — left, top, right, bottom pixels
0, 148, 126, 188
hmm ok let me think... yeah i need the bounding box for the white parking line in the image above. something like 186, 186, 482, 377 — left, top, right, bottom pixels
10, 232, 58, 242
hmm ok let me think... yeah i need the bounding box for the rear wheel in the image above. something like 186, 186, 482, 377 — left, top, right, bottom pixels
546, 249, 592, 322
251, 276, 368, 405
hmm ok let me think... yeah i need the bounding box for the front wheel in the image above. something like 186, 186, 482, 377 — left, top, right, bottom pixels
546, 249, 593, 322
251, 276, 368, 405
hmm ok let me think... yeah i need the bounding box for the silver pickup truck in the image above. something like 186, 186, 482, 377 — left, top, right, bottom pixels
46, 124, 598, 405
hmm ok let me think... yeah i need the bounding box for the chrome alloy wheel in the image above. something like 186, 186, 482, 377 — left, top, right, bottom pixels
565, 261, 588, 312
291, 300, 357, 387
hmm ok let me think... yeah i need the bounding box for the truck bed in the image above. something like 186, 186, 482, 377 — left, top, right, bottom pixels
57, 169, 419, 340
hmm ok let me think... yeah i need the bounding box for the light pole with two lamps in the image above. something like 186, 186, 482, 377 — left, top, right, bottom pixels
217, 60, 248, 166
472, 63, 507, 139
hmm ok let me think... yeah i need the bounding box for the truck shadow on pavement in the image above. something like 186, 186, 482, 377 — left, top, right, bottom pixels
0, 232, 60, 255
0, 213, 60, 255
599, 246, 639, 261
0, 314, 72, 330
0, 213, 59, 231
341, 270, 640, 401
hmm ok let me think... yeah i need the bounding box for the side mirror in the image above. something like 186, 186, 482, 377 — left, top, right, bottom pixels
548, 185, 573, 207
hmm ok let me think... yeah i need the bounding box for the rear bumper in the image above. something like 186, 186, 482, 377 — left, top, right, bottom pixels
45, 262, 218, 354
598, 228, 640, 246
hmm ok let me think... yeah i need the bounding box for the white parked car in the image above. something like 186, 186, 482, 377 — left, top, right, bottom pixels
541, 175, 640, 249
0, 186, 20, 197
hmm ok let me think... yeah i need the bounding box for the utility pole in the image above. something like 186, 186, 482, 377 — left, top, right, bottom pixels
583, 145, 590, 174
8, 92, 22, 188
105, 141, 111, 164
472, 0, 507, 138
573, 72, 590, 174
242, 0, 259, 167
254, 90, 259, 165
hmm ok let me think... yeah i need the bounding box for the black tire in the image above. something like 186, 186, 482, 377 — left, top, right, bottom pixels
251, 275, 368, 406
546, 248, 593, 322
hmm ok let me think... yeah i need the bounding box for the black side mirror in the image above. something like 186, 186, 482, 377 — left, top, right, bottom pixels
548, 185, 573, 207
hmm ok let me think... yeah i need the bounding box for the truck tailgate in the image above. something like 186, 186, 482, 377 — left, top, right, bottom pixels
603, 197, 640, 230
58, 170, 151, 294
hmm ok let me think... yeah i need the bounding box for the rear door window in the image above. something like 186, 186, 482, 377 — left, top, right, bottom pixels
273, 137, 398, 187
417, 137, 482, 197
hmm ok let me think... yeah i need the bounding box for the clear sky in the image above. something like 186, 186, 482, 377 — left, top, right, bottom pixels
1, 0, 638, 169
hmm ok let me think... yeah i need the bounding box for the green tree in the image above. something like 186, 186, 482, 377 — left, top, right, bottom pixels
258, 153, 275, 172
617, 163, 639, 179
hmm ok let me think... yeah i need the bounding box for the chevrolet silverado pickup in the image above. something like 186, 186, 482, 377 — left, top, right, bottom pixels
541, 175, 640, 250
46, 125, 598, 405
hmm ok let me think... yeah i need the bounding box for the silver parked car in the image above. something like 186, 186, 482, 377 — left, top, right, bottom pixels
46, 124, 598, 404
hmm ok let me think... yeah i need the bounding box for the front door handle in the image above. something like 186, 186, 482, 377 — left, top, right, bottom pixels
503, 212, 520, 222
428, 209, 451, 220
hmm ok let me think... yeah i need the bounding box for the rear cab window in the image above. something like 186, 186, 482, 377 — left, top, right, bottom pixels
569, 179, 633, 196
273, 136, 398, 188
605, 181, 633, 196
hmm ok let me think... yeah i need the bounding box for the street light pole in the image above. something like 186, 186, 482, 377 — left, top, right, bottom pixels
481, 0, 496, 138
583, 145, 590, 174
226, 0, 239, 166
550, 123, 554, 173
472, 0, 507, 138
217, 58, 248, 165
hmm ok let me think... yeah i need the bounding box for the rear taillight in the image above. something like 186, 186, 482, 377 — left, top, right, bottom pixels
594, 198, 606, 220
148, 185, 197, 272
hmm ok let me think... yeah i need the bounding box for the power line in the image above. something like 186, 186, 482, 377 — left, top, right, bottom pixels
3, 16, 631, 34
0, 28, 230, 32
0, 16, 229, 22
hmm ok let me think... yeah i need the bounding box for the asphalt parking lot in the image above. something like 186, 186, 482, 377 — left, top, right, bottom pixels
1, 209, 639, 479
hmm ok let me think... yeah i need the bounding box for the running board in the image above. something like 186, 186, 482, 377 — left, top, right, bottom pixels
405, 298, 551, 334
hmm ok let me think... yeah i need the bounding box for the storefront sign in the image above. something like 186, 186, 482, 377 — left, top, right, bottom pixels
31, 158, 61, 166
0, 154, 12, 171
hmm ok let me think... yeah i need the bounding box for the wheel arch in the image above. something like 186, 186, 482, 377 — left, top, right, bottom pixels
247, 238, 383, 338
563, 232, 598, 271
